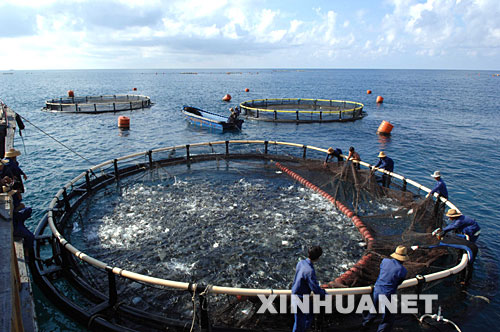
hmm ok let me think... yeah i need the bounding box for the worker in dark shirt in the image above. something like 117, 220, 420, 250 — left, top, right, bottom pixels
426, 171, 448, 199
324, 147, 343, 164
374, 151, 394, 188
438, 209, 480, 242
291, 246, 326, 332
3, 148, 27, 193
362, 245, 408, 332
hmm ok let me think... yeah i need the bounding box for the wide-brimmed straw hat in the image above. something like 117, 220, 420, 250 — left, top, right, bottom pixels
390, 245, 409, 261
378, 151, 387, 158
446, 209, 462, 218
431, 171, 441, 178
327, 147, 335, 154
4, 148, 21, 158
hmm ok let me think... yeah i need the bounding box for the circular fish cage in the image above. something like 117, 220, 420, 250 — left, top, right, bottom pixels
239, 98, 365, 123
42, 94, 152, 113
31, 140, 470, 332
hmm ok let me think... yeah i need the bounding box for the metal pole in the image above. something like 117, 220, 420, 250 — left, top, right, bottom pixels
303, 146, 307, 159
106, 268, 118, 306
225, 141, 229, 156
85, 171, 91, 193
148, 150, 153, 169
264, 141, 268, 154
114, 159, 119, 180
62, 188, 71, 213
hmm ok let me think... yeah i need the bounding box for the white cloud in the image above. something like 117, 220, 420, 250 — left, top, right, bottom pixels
1, 0, 499, 69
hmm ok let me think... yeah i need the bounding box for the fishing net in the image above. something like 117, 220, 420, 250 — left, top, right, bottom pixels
239, 98, 365, 123
42, 94, 152, 113
32, 142, 467, 332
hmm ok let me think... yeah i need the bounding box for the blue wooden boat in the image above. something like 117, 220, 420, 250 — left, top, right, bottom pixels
182, 106, 243, 131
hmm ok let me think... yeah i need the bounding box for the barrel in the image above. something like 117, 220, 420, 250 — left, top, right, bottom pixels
377, 120, 393, 135
118, 116, 130, 129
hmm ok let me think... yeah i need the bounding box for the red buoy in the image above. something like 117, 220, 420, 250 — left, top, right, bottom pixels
245, 88, 250, 92
68, 90, 74, 98
376, 96, 384, 103
133, 87, 137, 91
367, 90, 372, 94
377, 120, 394, 135
118, 116, 130, 129
222, 94, 231, 102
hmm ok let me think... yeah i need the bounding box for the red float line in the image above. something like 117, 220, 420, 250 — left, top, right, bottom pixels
275, 162, 376, 287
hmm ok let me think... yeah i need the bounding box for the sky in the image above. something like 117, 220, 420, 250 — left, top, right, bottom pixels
0, 0, 499, 70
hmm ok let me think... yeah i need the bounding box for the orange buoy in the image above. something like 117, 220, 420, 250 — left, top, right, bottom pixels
377, 120, 394, 135
376, 96, 384, 103
133, 87, 137, 91
222, 94, 232, 102
118, 116, 130, 129
367, 90, 372, 94
245, 88, 249, 92
68, 90, 74, 98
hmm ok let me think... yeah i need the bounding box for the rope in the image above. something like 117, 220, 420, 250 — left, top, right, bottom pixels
15, 112, 96, 166
418, 306, 462, 332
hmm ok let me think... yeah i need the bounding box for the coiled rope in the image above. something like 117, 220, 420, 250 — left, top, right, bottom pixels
419, 306, 462, 332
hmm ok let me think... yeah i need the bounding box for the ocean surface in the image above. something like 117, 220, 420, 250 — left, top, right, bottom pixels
0, 69, 499, 331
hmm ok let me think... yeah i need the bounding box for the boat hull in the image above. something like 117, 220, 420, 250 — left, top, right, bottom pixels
182, 106, 243, 131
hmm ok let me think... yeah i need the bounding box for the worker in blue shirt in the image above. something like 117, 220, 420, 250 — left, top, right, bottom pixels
439, 209, 480, 242
374, 151, 394, 188
324, 147, 343, 163
3, 148, 28, 193
362, 245, 408, 332
291, 246, 326, 332
426, 171, 448, 199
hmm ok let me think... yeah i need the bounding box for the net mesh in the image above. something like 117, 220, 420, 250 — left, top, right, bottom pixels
36, 144, 468, 331
207, 158, 456, 329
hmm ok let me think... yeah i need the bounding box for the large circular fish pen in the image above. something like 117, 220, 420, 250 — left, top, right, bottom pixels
239, 99, 364, 122
31, 140, 470, 331
42, 94, 152, 113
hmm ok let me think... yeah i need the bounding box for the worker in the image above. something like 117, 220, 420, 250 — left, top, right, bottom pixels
227, 108, 238, 124
373, 151, 394, 188
3, 148, 27, 193
291, 246, 326, 332
362, 245, 408, 332
324, 147, 343, 164
346, 146, 361, 170
426, 171, 448, 199
437, 209, 480, 242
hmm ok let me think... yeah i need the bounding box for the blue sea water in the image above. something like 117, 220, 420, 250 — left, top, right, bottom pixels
1, 69, 499, 331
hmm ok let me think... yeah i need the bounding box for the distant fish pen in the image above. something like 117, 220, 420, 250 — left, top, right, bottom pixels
31, 140, 471, 332
42, 94, 152, 113
239, 98, 365, 123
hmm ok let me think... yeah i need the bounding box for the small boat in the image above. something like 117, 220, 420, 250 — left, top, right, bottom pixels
182, 106, 243, 131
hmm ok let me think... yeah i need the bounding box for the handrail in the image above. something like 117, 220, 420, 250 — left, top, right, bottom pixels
45, 140, 466, 296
